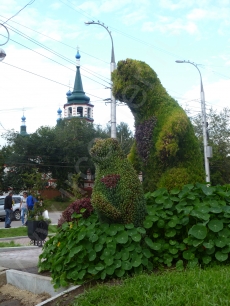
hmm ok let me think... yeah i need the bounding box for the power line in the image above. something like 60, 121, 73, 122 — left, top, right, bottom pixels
1, 22, 111, 86
2, 0, 36, 25
0, 15, 109, 65
2, 61, 105, 101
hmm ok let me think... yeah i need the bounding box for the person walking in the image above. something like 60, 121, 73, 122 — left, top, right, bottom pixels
4, 191, 13, 228
20, 192, 28, 226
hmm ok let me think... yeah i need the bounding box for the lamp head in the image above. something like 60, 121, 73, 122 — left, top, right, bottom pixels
84, 21, 94, 25
0, 48, 6, 62
175, 60, 185, 63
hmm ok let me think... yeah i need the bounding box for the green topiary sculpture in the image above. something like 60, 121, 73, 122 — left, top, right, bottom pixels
90, 138, 146, 227
112, 59, 204, 191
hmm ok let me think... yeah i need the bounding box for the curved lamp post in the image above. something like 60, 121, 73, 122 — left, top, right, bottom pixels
176, 60, 211, 183
85, 21, 116, 138
0, 23, 10, 62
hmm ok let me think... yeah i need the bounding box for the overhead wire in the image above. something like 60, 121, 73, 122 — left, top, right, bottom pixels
1, 62, 105, 101
2, 0, 36, 25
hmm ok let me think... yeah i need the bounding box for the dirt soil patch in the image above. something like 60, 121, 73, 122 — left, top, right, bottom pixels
0, 283, 50, 306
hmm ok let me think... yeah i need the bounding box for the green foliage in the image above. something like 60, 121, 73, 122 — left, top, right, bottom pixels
192, 107, 230, 185
38, 212, 151, 288
39, 183, 230, 288
74, 266, 230, 306
112, 59, 204, 191
90, 138, 146, 227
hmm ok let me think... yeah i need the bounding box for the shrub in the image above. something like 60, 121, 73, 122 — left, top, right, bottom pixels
39, 183, 230, 288
112, 59, 204, 191
58, 198, 93, 227
90, 138, 146, 227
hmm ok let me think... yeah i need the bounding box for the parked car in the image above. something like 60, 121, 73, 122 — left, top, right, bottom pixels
0, 195, 22, 221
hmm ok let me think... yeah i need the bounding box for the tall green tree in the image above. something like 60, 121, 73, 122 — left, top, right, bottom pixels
192, 107, 230, 185
1, 118, 108, 191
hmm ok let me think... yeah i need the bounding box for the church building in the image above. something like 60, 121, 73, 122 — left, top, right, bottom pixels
57, 50, 94, 123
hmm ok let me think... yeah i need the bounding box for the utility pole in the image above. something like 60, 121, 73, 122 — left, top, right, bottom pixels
175, 60, 212, 183
85, 21, 117, 138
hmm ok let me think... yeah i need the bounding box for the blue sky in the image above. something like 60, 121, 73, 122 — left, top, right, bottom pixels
1, 0, 230, 147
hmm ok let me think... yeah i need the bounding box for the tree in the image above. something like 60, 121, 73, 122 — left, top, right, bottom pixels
105, 122, 134, 156
1, 118, 108, 191
192, 107, 230, 185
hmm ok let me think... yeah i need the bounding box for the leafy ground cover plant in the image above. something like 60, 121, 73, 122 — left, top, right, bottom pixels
38, 183, 230, 288
57, 198, 93, 227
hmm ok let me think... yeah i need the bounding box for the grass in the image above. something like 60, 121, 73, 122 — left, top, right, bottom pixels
45, 198, 73, 211
0, 241, 22, 247
74, 265, 230, 306
0, 224, 58, 238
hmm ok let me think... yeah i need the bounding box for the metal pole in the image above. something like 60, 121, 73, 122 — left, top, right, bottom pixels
85, 21, 116, 138
175, 60, 210, 183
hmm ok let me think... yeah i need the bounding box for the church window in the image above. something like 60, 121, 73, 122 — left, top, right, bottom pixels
77, 107, 83, 117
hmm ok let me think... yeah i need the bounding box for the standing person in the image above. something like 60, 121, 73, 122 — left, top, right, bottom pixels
26, 193, 34, 212
4, 191, 13, 228
20, 192, 28, 226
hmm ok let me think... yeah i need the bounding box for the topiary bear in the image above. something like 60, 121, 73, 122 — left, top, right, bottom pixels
112, 59, 204, 191
90, 138, 146, 227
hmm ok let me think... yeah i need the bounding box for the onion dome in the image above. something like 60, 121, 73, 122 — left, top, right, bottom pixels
75, 50, 81, 60
21, 115, 26, 122
66, 90, 72, 97
57, 107, 62, 115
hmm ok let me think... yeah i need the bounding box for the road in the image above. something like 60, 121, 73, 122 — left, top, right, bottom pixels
0, 211, 62, 228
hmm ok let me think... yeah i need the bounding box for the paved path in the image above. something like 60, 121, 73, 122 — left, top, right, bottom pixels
0, 211, 62, 229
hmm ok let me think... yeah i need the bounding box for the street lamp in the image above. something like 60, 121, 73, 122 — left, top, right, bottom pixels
85, 21, 116, 138
175, 60, 211, 183
0, 23, 10, 62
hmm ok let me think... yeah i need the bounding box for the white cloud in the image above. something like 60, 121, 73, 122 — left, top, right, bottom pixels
179, 79, 230, 116
187, 8, 229, 21
50, 2, 62, 10
120, 11, 146, 26
159, 0, 193, 10
142, 19, 198, 35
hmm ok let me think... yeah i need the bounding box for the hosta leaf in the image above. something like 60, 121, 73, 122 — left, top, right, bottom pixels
210, 207, 222, 213
78, 270, 86, 280
78, 232, 86, 241
104, 257, 114, 266
94, 243, 103, 252
127, 228, 138, 236
176, 260, 184, 271
145, 237, 154, 249
122, 261, 132, 270
192, 239, 203, 247
206, 246, 215, 255
115, 269, 125, 277
208, 220, 223, 232
143, 220, 153, 229
188, 225, 207, 239
170, 188, 180, 195
187, 258, 198, 268
196, 206, 210, 214
221, 245, 230, 253
168, 220, 177, 228
183, 250, 195, 260
132, 233, 142, 242
215, 237, 227, 248
114, 260, 121, 268
125, 223, 134, 229
203, 241, 214, 249
152, 243, 161, 251
169, 247, 178, 255
202, 255, 212, 264
88, 266, 97, 275
164, 198, 173, 208
121, 250, 129, 261
157, 220, 165, 228
143, 248, 152, 258
89, 250, 96, 261
165, 229, 177, 237
137, 227, 146, 234
215, 251, 228, 262
202, 185, 214, 196
106, 227, 117, 236
116, 232, 129, 244
131, 256, 142, 267
106, 266, 115, 275
95, 263, 104, 271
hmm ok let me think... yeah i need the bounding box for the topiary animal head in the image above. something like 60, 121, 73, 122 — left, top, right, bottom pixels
90, 138, 124, 165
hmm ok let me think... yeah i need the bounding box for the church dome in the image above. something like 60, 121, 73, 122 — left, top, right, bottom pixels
75, 50, 81, 59
57, 107, 62, 115
66, 90, 72, 97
